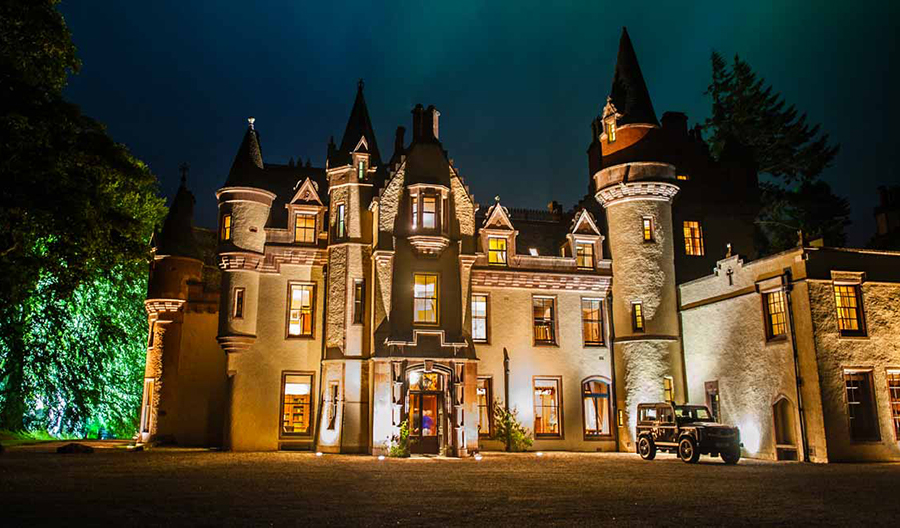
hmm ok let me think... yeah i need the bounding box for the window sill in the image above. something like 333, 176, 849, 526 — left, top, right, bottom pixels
584, 342, 606, 348
473, 339, 489, 345
584, 434, 614, 441
838, 332, 869, 340
765, 335, 787, 344
535, 434, 563, 440
533, 342, 558, 348
286, 335, 316, 340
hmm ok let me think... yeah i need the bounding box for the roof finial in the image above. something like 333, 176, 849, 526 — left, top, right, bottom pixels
494, 195, 501, 203
358, 78, 364, 92
179, 162, 189, 186
248, 116, 255, 130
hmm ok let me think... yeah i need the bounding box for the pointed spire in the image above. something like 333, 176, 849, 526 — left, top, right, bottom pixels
157, 166, 199, 258
224, 117, 264, 187
331, 80, 381, 166
608, 27, 658, 126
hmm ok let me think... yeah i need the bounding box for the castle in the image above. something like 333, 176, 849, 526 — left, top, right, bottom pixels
140, 29, 900, 461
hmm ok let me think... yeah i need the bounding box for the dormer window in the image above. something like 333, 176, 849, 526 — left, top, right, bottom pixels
221, 214, 232, 241
576, 242, 594, 269
488, 237, 508, 265
294, 213, 316, 244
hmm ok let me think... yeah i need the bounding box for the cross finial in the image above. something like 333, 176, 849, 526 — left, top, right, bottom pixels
725, 242, 732, 258
248, 116, 255, 130
179, 162, 189, 185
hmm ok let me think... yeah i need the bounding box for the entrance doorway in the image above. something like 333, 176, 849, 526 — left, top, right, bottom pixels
407, 370, 445, 455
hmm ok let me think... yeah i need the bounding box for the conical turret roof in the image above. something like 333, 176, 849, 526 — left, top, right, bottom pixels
609, 28, 658, 126
331, 80, 381, 167
224, 118, 264, 187
157, 171, 200, 258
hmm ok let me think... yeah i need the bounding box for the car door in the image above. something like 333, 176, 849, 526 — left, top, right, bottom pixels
657, 405, 677, 445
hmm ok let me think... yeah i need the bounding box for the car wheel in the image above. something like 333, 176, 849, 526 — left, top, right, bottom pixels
638, 436, 656, 460
722, 448, 741, 465
678, 437, 700, 463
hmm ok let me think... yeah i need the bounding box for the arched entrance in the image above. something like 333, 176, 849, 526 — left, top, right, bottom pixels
772, 396, 798, 461
406, 367, 448, 455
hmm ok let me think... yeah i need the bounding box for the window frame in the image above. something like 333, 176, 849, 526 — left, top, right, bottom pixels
576, 242, 595, 269
357, 160, 365, 181
532, 295, 558, 346
533, 376, 563, 439
833, 283, 867, 337
286, 282, 316, 339
471, 292, 489, 343
422, 195, 437, 229
632, 302, 645, 332
606, 120, 616, 143
762, 290, 787, 341
147, 320, 156, 349
294, 213, 317, 244
326, 380, 340, 431
140, 379, 154, 434
581, 297, 604, 346
642, 217, 654, 242
279, 371, 315, 438
352, 279, 365, 325
843, 369, 881, 442
477, 377, 493, 438
683, 220, 705, 256
663, 376, 674, 403
582, 377, 612, 440
413, 273, 440, 325
233, 287, 245, 320
488, 237, 508, 266
220, 213, 232, 241
887, 368, 900, 441
335, 203, 346, 239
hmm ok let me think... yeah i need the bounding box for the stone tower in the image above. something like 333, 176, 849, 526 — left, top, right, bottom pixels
591, 28, 685, 450
319, 81, 381, 453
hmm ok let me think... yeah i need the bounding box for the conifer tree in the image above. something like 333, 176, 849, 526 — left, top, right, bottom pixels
704, 52, 848, 253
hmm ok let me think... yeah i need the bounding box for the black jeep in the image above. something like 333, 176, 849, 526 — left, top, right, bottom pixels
635, 402, 742, 464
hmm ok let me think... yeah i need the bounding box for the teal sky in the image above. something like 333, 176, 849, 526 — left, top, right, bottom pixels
61, 1, 899, 245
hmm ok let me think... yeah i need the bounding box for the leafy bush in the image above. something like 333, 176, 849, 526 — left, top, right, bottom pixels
490, 399, 533, 452
388, 420, 411, 458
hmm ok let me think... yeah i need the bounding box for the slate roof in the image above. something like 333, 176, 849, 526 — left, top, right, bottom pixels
258, 163, 328, 229
156, 177, 202, 259
609, 27, 659, 127
224, 123, 265, 187
475, 206, 571, 257
330, 81, 381, 167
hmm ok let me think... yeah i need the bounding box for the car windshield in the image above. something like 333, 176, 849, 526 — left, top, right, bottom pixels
675, 406, 713, 423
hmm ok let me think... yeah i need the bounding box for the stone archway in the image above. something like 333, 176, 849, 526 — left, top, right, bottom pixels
772, 396, 798, 461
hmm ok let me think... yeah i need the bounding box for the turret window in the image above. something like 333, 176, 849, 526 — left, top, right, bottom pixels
233, 288, 245, 319
632, 302, 645, 332
576, 242, 594, 269
607, 121, 617, 143
642, 217, 653, 242
336, 203, 346, 239
287, 283, 315, 337
413, 273, 439, 324
423, 196, 437, 229
683, 221, 705, 256
221, 214, 232, 241
358, 161, 365, 181
353, 280, 365, 325
663, 376, 675, 403
488, 237, 508, 265
294, 213, 316, 243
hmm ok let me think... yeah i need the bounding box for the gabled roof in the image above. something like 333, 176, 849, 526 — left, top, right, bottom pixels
571, 209, 601, 236
224, 118, 265, 187
609, 27, 658, 127
481, 201, 515, 231
288, 177, 324, 206
331, 80, 381, 167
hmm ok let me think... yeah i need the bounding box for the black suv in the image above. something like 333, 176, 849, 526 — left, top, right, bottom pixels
636, 403, 742, 464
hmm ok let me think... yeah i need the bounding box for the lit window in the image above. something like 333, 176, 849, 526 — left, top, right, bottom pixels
632, 302, 645, 332
582, 298, 603, 346
472, 294, 488, 342
353, 280, 365, 325
834, 284, 866, 336
844, 370, 880, 441
409, 371, 441, 391
607, 121, 616, 143
529, 248, 539, 256
147, 320, 156, 348
442, 196, 450, 233
287, 284, 314, 337
282, 373, 313, 436
358, 161, 365, 180
221, 214, 232, 241
764, 291, 787, 339
294, 214, 316, 243
663, 376, 674, 402
414, 273, 439, 324
326, 381, 339, 431
532, 297, 556, 344
477, 377, 493, 437
233, 288, 244, 319
411, 196, 418, 230
488, 237, 507, 265
677, 174, 690, 181
423, 196, 436, 229
583, 379, 610, 437
683, 221, 705, 256
336, 204, 346, 239
642, 217, 653, 242
887, 370, 900, 440
140, 379, 154, 433
534, 378, 561, 437
576, 242, 594, 269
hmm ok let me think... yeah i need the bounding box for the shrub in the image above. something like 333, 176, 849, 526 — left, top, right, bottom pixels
490, 399, 533, 452
388, 420, 411, 458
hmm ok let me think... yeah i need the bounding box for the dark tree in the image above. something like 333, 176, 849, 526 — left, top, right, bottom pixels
0, 1, 166, 434
704, 52, 847, 252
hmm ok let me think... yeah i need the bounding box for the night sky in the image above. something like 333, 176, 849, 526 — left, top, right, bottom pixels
60, 1, 899, 245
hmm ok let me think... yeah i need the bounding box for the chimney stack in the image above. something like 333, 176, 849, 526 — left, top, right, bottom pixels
393, 126, 406, 157
427, 105, 440, 140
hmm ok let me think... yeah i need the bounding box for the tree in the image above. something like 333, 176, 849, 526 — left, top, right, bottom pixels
704, 52, 848, 253
0, 1, 166, 434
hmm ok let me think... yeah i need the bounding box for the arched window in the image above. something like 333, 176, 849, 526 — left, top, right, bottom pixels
583, 379, 611, 437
